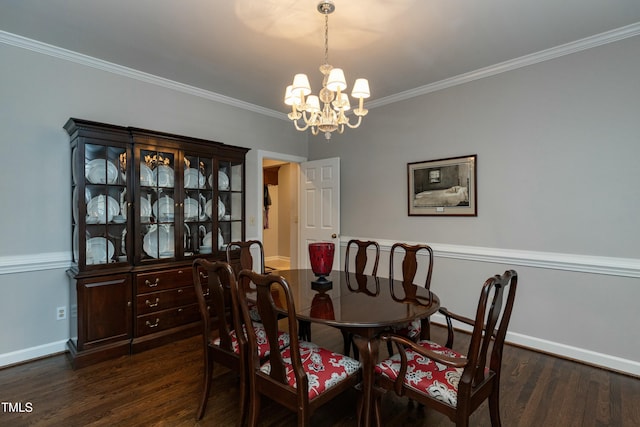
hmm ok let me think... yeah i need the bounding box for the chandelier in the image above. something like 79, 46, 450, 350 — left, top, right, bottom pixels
284, 0, 370, 140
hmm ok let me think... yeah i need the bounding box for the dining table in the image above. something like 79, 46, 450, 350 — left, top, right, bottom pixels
271, 269, 440, 427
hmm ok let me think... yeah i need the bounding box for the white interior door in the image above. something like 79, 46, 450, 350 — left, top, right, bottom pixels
299, 157, 340, 271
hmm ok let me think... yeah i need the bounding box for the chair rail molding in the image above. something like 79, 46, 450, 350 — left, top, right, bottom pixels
339, 236, 640, 279
4, 243, 635, 278
0, 252, 71, 275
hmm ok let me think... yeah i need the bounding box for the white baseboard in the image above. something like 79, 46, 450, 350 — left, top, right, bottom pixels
0, 340, 68, 368
430, 314, 640, 377
264, 256, 290, 265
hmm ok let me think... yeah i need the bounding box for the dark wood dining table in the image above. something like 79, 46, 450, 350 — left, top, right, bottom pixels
272, 269, 440, 427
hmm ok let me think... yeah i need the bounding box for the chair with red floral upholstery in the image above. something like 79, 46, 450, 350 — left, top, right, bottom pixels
191, 259, 290, 422
374, 270, 518, 427
236, 269, 362, 426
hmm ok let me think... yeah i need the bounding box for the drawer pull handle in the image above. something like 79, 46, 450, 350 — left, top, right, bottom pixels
177, 289, 183, 294
145, 278, 160, 288
177, 308, 184, 312
146, 318, 160, 328
145, 298, 160, 308
203, 290, 210, 297
178, 270, 184, 274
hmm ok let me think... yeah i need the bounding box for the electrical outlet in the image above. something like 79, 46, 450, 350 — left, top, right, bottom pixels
56, 306, 67, 320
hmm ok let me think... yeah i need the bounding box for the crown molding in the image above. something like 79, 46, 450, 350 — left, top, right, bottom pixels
0, 30, 287, 120
2, 22, 639, 119
368, 22, 640, 109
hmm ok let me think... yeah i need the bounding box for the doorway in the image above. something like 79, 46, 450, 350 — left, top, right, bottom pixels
261, 158, 301, 271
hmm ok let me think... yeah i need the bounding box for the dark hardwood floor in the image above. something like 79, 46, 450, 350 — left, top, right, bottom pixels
1, 324, 639, 426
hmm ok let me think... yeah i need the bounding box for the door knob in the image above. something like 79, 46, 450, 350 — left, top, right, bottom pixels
331, 233, 337, 239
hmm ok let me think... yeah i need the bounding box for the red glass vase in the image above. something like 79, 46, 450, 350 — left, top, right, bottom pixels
308, 242, 335, 282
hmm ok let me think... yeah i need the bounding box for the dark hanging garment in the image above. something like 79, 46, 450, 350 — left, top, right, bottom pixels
264, 185, 272, 229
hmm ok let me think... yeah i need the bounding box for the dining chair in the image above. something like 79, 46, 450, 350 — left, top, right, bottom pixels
345, 239, 380, 278
226, 240, 266, 323
236, 269, 362, 427
387, 242, 434, 354
343, 239, 381, 358
226, 240, 266, 275
191, 259, 290, 423
374, 270, 518, 427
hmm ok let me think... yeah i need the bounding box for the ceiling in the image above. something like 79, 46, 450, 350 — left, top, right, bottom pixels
2, 0, 640, 116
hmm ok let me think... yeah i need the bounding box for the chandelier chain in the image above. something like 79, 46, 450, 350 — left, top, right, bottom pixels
324, 13, 329, 66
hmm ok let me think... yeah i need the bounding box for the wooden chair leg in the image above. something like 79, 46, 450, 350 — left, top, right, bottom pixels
298, 408, 310, 427
489, 386, 502, 427
341, 331, 360, 359
238, 367, 248, 427
248, 392, 261, 427
196, 348, 214, 420
341, 330, 351, 356
372, 386, 383, 427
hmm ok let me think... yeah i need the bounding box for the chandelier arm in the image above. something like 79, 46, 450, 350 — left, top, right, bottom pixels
303, 110, 319, 127
294, 121, 310, 132
293, 113, 312, 131
344, 115, 364, 129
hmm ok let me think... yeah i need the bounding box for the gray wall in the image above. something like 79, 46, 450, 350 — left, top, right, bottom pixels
1, 32, 639, 375
0, 41, 306, 363
313, 35, 640, 374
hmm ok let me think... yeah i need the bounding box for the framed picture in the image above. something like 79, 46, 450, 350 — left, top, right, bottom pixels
408, 155, 477, 216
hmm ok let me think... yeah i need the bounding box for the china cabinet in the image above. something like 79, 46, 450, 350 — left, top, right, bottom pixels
65, 118, 248, 367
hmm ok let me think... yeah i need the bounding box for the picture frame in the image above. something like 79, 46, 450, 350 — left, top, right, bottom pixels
408, 154, 477, 216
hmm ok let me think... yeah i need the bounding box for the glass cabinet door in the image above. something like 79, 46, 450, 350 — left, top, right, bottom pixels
73, 143, 129, 268
182, 154, 214, 257
137, 148, 177, 261
218, 159, 244, 250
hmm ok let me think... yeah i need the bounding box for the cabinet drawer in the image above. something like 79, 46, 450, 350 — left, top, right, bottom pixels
136, 285, 199, 315
136, 303, 201, 336
136, 268, 192, 294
